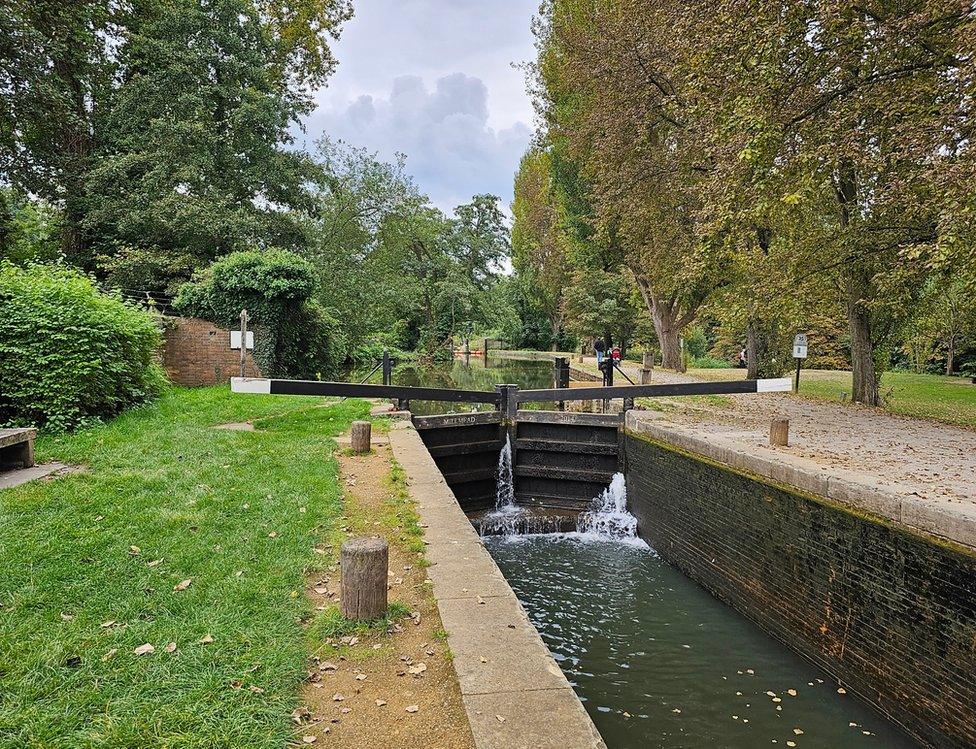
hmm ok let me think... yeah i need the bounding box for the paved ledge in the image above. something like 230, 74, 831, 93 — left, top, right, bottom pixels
0, 463, 70, 490
389, 421, 607, 749
625, 412, 976, 551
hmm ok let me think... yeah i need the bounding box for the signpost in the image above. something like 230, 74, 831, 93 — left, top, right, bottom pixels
792, 333, 808, 392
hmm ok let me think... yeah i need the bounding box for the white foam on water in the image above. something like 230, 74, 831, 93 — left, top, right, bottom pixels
575, 472, 648, 548
479, 435, 528, 536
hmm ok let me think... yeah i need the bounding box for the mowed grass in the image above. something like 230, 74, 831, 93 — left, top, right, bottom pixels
687, 367, 976, 428
0, 386, 369, 748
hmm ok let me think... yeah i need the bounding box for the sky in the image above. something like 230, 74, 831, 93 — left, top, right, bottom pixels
298, 0, 540, 213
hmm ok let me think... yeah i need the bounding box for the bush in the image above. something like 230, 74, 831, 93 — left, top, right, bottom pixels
0, 263, 165, 431
173, 250, 346, 379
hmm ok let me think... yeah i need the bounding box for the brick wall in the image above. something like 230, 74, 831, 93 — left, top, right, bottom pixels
162, 316, 261, 387
624, 432, 976, 749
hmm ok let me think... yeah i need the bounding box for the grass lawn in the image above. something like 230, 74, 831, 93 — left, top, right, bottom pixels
0, 386, 369, 748
687, 367, 976, 428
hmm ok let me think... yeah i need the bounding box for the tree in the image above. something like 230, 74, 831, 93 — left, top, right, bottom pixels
689, 1, 971, 404
511, 148, 572, 349
303, 138, 423, 352
532, 0, 727, 369
0, 0, 114, 265
449, 194, 509, 285
0, 0, 352, 289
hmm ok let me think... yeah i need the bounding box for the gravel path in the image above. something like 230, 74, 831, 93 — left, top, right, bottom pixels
577, 357, 976, 507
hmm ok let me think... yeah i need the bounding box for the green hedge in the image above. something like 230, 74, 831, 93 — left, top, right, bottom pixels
0, 263, 165, 431
173, 250, 346, 379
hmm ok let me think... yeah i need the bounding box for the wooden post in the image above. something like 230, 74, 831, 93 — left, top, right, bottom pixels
640, 351, 654, 385
350, 421, 371, 453
340, 537, 389, 621
770, 418, 789, 447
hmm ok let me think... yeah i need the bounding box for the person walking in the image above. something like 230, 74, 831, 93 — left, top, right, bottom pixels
594, 337, 606, 365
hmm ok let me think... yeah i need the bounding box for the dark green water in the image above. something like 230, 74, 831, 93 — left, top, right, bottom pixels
387, 355, 555, 415
485, 534, 919, 749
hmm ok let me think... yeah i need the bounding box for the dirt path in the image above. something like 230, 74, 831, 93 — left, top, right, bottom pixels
293, 430, 475, 748
576, 357, 976, 506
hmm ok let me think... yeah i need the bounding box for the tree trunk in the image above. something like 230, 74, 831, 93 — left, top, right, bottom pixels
946, 338, 955, 375
746, 319, 761, 380
651, 305, 682, 371
634, 275, 689, 372
848, 302, 879, 406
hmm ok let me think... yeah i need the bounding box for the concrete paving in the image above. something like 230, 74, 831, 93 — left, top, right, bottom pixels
0, 463, 70, 490
388, 421, 607, 749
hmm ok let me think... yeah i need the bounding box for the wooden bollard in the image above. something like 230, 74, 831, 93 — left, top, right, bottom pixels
340, 537, 389, 620
770, 418, 789, 447
350, 421, 371, 453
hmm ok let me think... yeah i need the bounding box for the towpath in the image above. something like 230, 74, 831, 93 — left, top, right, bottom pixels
574, 357, 976, 511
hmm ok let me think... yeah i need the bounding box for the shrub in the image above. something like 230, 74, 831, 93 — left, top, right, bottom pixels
173, 250, 346, 379
0, 263, 165, 431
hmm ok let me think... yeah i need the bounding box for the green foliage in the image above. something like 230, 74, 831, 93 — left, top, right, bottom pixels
173, 250, 345, 379
1, 0, 351, 283
0, 189, 63, 264
0, 263, 164, 431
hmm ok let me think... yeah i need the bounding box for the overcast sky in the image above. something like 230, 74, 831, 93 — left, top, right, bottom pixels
298, 0, 540, 213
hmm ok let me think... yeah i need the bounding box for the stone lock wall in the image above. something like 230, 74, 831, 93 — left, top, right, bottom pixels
624, 433, 976, 749
162, 316, 261, 387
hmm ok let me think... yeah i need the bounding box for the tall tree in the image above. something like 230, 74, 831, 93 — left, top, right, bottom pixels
533, 0, 726, 368
0, 0, 115, 265
511, 147, 572, 349
690, 0, 971, 404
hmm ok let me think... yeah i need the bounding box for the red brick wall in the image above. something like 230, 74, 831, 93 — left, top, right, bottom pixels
162, 317, 261, 387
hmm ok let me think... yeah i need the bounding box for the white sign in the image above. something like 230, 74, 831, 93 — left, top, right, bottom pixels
230, 331, 254, 350
793, 333, 808, 359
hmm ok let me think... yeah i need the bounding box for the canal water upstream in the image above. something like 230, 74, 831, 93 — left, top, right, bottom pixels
395, 355, 919, 747
386, 356, 554, 415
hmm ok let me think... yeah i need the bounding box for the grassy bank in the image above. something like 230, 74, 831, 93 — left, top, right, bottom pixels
0, 387, 368, 748
687, 367, 976, 428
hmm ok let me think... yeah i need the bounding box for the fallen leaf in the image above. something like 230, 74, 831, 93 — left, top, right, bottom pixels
199, 634, 214, 645
787, 689, 797, 697
249, 685, 264, 694
102, 648, 118, 662
129, 546, 141, 556
268, 531, 278, 539
173, 579, 192, 592
164, 642, 177, 653
837, 687, 847, 695
375, 699, 386, 707
302, 736, 317, 744
405, 705, 419, 713
60, 612, 75, 621
333, 693, 344, 702
408, 663, 427, 675
292, 707, 311, 724
793, 728, 804, 735
355, 673, 367, 681
134, 643, 155, 656
496, 715, 506, 723
319, 661, 338, 672
147, 559, 163, 568
101, 620, 116, 628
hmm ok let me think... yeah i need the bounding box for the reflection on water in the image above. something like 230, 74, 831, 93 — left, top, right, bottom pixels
384, 355, 556, 415
485, 535, 918, 749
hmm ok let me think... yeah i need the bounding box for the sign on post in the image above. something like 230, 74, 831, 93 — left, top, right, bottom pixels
793, 333, 808, 359
792, 333, 808, 392
230, 331, 254, 350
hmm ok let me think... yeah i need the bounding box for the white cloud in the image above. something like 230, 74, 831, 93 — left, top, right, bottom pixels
305, 74, 531, 211
297, 0, 539, 211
